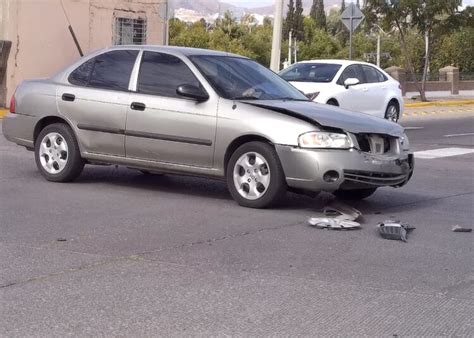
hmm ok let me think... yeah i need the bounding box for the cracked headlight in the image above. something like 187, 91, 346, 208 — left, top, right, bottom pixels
298, 131, 352, 149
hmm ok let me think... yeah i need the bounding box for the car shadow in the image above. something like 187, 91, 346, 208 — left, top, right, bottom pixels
73, 165, 438, 214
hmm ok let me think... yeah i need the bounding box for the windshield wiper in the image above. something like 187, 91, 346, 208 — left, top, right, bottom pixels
272, 97, 309, 101
231, 96, 260, 100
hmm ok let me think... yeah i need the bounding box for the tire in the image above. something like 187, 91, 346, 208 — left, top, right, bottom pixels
35, 123, 85, 182
226, 141, 286, 208
385, 101, 400, 122
333, 188, 377, 200
327, 99, 339, 106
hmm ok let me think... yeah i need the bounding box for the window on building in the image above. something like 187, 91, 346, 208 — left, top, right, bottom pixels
137, 52, 202, 98
68, 50, 139, 91
114, 17, 147, 45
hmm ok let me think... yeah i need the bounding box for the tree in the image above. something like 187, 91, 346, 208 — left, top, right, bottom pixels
283, 0, 295, 39
294, 0, 305, 41
365, 0, 462, 101
310, 0, 327, 31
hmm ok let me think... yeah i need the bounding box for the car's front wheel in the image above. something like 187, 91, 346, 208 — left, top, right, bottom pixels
226, 142, 286, 208
35, 123, 85, 182
333, 188, 377, 200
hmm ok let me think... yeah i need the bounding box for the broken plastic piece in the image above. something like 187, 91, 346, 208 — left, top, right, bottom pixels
378, 220, 415, 242
308, 217, 361, 230
323, 201, 361, 221
452, 225, 472, 232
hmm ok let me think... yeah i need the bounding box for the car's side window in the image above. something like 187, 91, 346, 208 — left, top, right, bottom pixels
137, 52, 201, 98
68, 50, 139, 91
337, 65, 365, 85
362, 65, 387, 83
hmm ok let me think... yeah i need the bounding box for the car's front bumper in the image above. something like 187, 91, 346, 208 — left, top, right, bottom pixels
276, 145, 414, 192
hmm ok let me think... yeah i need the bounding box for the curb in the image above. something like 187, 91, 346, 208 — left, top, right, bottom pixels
404, 99, 474, 108
402, 107, 472, 118
0, 108, 8, 118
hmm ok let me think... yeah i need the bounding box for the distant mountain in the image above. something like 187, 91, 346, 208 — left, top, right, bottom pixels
171, 0, 349, 22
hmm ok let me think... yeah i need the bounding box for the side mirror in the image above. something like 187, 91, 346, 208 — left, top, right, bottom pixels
176, 84, 209, 102
344, 78, 360, 89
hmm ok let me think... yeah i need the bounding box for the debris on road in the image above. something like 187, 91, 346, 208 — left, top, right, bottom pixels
452, 225, 472, 232
309, 201, 362, 230
378, 220, 415, 242
323, 201, 361, 221
308, 217, 361, 230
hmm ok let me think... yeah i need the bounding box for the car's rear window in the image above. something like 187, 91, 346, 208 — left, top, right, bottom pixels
280, 63, 341, 83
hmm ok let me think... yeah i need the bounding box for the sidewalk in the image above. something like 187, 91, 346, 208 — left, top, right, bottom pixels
0, 108, 7, 118
404, 96, 474, 108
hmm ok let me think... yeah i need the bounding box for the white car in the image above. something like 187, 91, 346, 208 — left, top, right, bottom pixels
280, 60, 403, 122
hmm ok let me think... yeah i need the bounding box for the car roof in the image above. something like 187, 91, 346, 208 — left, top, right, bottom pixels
104, 45, 247, 59
295, 59, 379, 67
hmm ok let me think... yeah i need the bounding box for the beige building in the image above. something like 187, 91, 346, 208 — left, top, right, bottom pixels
0, 0, 168, 107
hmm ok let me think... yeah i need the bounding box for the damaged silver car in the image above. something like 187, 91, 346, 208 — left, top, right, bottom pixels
2, 46, 414, 208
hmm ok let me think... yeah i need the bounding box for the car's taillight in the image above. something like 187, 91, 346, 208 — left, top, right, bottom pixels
9, 95, 16, 114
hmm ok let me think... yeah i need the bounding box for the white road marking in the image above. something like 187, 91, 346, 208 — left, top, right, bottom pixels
415, 147, 474, 159
443, 132, 474, 138
404, 126, 424, 130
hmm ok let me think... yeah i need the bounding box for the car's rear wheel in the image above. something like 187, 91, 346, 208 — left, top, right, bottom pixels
385, 102, 400, 122
35, 123, 84, 182
327, 99, 339, 106
226, 141, 286, 208
333, 188, 377, 200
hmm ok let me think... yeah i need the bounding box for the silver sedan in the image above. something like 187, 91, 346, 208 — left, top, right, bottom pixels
2, 46, 414, 208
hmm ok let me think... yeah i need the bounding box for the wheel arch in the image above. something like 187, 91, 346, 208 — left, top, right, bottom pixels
223, 134, 274, 175
33, 115, 75, 145
326, 98, 339, 106
387, 97, 400, 110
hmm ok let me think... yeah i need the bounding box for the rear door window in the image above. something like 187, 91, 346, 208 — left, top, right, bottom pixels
362, 65, 387, 83
137, 52, 201, 98
68, 50, 139, 91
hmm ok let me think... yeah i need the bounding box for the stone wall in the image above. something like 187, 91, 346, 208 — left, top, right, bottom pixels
385, 66, 473, 96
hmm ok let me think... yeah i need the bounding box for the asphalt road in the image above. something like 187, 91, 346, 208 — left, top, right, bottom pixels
1, 109, 473, 336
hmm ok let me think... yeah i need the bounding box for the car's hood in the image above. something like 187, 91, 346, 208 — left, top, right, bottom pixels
244, 100, 404, 137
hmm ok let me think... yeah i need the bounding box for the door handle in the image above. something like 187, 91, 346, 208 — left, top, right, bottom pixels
62, 93, 75, 102
130, 102, 146, 111
362, 88, 369, 92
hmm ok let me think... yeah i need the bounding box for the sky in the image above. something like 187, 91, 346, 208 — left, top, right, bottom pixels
224, 0, 474, 9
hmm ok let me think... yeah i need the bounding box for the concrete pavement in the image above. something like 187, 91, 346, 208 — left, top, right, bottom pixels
1, 111, 473, 335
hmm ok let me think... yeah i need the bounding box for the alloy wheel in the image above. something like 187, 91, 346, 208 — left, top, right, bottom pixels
39, 132, 69, 174
386, 105, 399, 122
233, 152, 271, 200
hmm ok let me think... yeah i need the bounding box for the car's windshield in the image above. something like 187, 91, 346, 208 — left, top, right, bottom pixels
280, 63, 341, 83
190, 55, 309, 101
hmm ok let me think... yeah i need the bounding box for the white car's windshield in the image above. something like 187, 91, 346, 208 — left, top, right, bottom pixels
190, 55, 309, 101
280, 63, 341, 83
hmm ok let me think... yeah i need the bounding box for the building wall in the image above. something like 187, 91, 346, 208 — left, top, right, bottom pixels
0, 0, 167, 107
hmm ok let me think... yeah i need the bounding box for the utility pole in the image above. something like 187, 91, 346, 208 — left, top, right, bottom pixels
270, 0, 284, 72
376, 34, 380, 67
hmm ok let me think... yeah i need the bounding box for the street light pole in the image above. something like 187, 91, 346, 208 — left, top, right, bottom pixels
270, 0, 284, 72
376, 33, 380, 67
